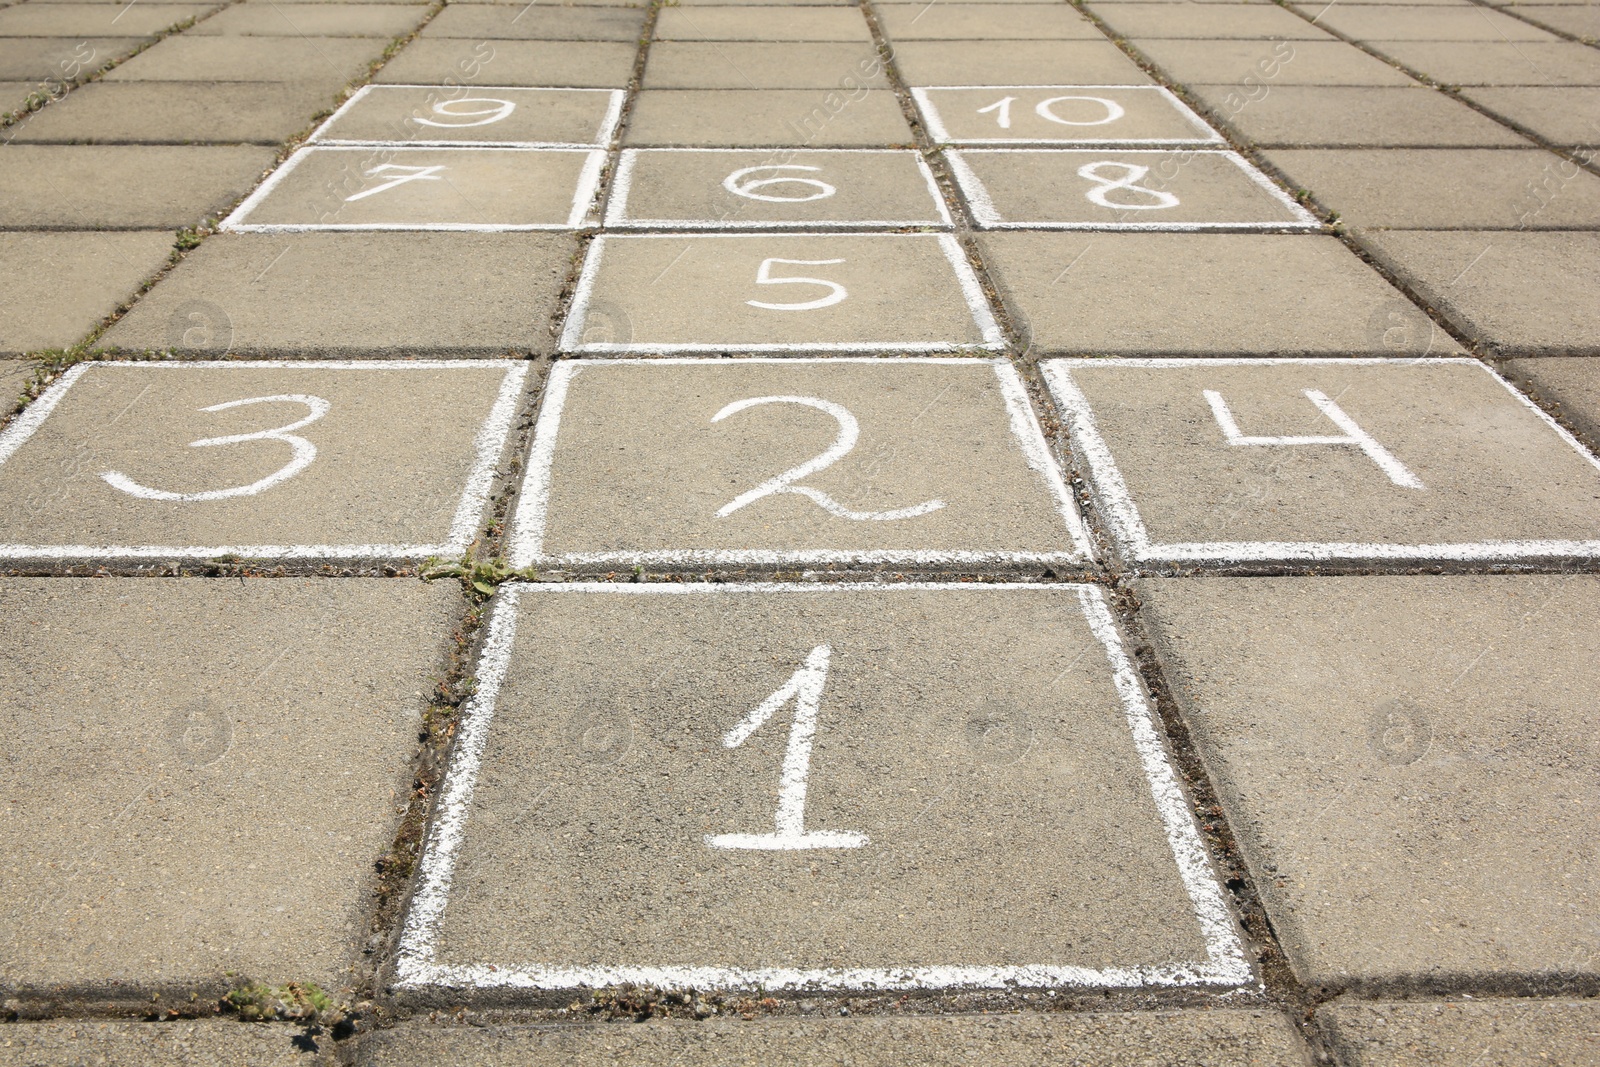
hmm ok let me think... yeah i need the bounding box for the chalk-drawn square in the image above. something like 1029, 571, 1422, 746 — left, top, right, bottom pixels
307, 85, 625, 148
912, 85, 1222, 146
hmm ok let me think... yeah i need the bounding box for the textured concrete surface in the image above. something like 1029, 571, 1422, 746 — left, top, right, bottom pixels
1049, 359, 1600, 558
1317, 998, 1600, 1066
518, 360, 1084, 565
310, 85, 622, 146
0, 145, 275, 229
188, 2, 422, 36
373, 40, 639, 87
420, 4, 645, 40
0, 362, 520, 556
1460, 86, 1600, 146
654, 6, 873, 42
1361, 40, 1600, 85
877, 3, 1104, 40
7, 81, 339, 144
891, 39, 1154, 85
1186, 84, 1530, 147
0, 577, 458, 990
1139, 576, 1600, 984
101, 35, 388, 85
1133, 39, 1418, 86
641, 41, 890, 89
100, 232, 574, 356
1096, 3, 1332, 39
0, 231, 173, 354
981, 232, 1452, 356
0, 3, 214, 37
0, 1020, 333, 1065
362, 1012, 1312, 1066
1503, 357, 1600, 450
0, 38, 145, 82
1306, 4, 1562, 41
626, 89, 914, 147
0, 360, 33, 413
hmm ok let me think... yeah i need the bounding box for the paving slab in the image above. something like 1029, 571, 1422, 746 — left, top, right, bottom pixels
948, 148, 1316, 230
1184, 84, 1531, 147
605, 148, 949, 230
1317, 998, 1600, 1065
1134, 38, 1417, 86
1502, 356, 1600, 449
0, 231, 173, 354
0, 145, 274, 229
1359, 229, 1600, 355
373, 40, 637, 88
0, 1020, 332, 1065
0, 361, 523, 560
188, 1, 422, 35
419, 4, 646, 40
1095, 3, 1332, 38
654, 6, 872, 41
0, 81, 35, 113
361, 1012, 1310, 1066
1517, 4, 1600, 38
101, 35, 388, 85
979, 231, 1450, 356
562, 233, 1000, 352
626, 88, 913, 146
1363, 39, 1600, 85
1044, 358, 1600, 563
0, 38, 142, 82
1138, 575, 1600, 983
0, 2, 213, 36
1264, 147, 1600, 228
912, 85, 1222, 145
6, 80, 339, 144
875, 3, 1105, 40
0, 360, 33, 413
309, 85, 624, 147
641, 41, 891, 89
221, 146, 605, 230
395, 582, 1247, 993
892, 40, 1155, 85
509, 359, 1089, 567
0, 576, 458, 990
100, 232, 575, 357
1461, 86, 1600, 145
1299, 3, 1562, 40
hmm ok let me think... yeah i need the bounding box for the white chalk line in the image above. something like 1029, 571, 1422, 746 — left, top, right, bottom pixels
395, 582, 1249, 993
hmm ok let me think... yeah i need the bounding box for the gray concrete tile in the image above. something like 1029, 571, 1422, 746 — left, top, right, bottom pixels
309, 85, 624, 147
0, 1020, 331, 1065
99, 232, 575, 356
361, 1012, 1310, 1066
642, 41, 890, 89
562, 233, 1000, 352
625, 88, 913, 146
1318, 998, 1600, 1065
655, 6, 872, 41
0, 81, 35, 113
1264, 147, 1600, 228
396, 582, 1247, 993
0, 361, 524, 560
0, 576, 458, 990
509, 359, 1088, 567
1185, 84, 1531, 147
7, 81, 339, 144
419, 4, 646, 40
947, 148, 1315, 229
1134, 38, 1416, 85
1297, 3, 1563, 40
893, 40, 1155, 85
912, 85, 1222, 146
373, 40, 637, 88
102, 35, 389, 84
221, 146, 605, 230
1517, 4, 1600, 39
0, 38, 143, 82
1045, 358, 1600, 562
1461, 86, 1600, 145
188, 1, 423, 35
1138, 575, 1600, 983
1364, 39, 1600, 85
1359, 230, 1600, 355
0, 232, 172, 354
0, 145, 275, 229
1098, 2, 1332, 38
1503, 356, 1600, 450
980, 231, 1451, 356
0, 2, 213, 36
605, 147, 947, 230
668, 0, 856, 5
876, 3, 1105, 40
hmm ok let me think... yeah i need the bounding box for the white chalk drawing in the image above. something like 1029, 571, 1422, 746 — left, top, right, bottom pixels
746, 258, 850, 311
1203, 388, 1423, 489
1077, 161, 1180, 211
978, 94, 1126, 130
414, 97, 516, 129
723, 165, 838, 203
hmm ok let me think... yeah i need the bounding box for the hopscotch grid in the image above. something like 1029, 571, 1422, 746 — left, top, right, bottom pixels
305, 86, 629, 148
604, 148, 954, 230
559, 233, 1004, 353
1041, 357, 1600, 563
221, 146, 608, 233
0, 360, 525, 561
944, 149, 1320, 232
909, 85, 1226, 146
395, 582, 1251, 993
506, 358, 1088, 568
